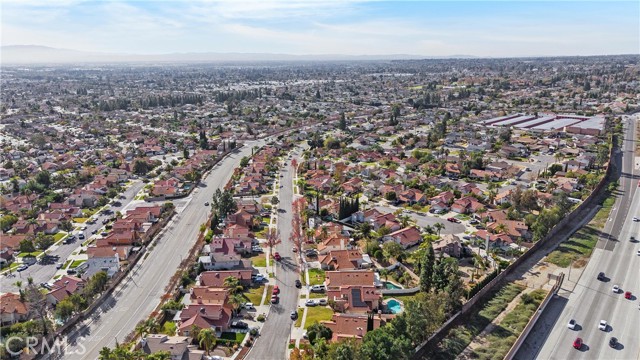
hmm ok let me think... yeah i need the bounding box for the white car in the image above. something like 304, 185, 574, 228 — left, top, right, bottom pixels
305, 299, 317, 307
567, 319, 577, 330
637, 250, 640, 256
244, 303, 254, 310
612, 285, 620, 293
633, 216, 639, 222
318, 299, 328, 306
599, 320, 608, 331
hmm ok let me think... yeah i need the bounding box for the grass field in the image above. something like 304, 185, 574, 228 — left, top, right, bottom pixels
308, 292, 326, 299
304, 307, 334, 329
17, 251, 43, 258
243, 285, 265, 305
430, 283, 525, 359
471, 289, 547, 360
251, 253, 267, 268
546, 192, 613, 267
308, 268, 326, 286
294, 308, 304, 327
220, 332, 247, 342
162, 321, 177, 335
70, 260, 85, 268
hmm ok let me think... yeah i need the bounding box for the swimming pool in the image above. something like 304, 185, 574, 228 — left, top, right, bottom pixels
383, 281, 402, 290
386, 299, 402, 314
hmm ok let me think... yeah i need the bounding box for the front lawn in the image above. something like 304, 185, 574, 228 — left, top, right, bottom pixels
308, 292, 326, 299
304, 307, 334, 329
263, 285, 274, 305
53, 232, 67, 242
220, 332, 247, 343
82, 208, 99, 217
308, 268, 326, 286
243, 285, 264, 305
294, 308, 304, 327
73, 217, 89, 223
251, 253, 267, 268
70, 260, 85, 268
17, 251, 43, 258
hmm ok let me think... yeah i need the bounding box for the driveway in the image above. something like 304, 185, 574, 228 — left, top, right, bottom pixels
374, 206, 466, 235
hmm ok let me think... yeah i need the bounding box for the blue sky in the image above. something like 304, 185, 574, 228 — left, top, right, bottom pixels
2, 1, 638, 57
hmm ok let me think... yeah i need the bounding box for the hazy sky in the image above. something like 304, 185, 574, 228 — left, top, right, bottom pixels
2, 0, 638, 57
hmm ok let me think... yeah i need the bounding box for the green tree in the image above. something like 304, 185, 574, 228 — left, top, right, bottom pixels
420, 244, 435, 292
328, 338, 359, 360
382, 241, 403, 261
19, 239, 36, 253
55, 299, 75, 321
307, 322, 333, 345
223, 276, 243, 295
339, 112, 347, 131
198, 328, 216, 355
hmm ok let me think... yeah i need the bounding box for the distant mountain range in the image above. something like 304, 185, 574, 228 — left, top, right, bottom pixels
1, 45, 477, 64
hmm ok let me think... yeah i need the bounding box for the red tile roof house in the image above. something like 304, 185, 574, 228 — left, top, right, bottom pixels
317, 235, 350, 255
205, 237, 253, 256
177, 302, 233, 336
327, 285, 381, 314
451, 196, 486, 214
370, 213, 402, 232
0, 293, 29, 326
196, 270, 253, 287
319, 250, 372, 270
397, 189, 427, 205
46, 275, 86, 306
383, 226, 423, 249
429, 191, 455, 206
188, 287, 229, 305
321, 313, 385, 342
325, 270, 376, 288
125, 205, 163, 223
473, 230, 514, 249
432, 234, 462, 258
487, 219, 531, 241
225, 209, 256, 228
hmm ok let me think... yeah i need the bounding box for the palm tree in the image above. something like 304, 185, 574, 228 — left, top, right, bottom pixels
27, 276, 33, 286
398, 215, 411, 228
145, 318, 160, 334
198, 328, 216, 355
494, 223, 508, 235
15, 281, 23, 300
433, 222, 445, 236
99, 347, 113, 360
223, 276, 243, 295
135, 322, 148, 340
379, 269, 390, 283
228, 293, 244, 316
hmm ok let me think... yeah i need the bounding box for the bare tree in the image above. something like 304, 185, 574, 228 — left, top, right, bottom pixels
289, 197, 307, 264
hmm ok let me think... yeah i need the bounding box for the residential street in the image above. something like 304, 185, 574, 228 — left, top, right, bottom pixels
60, 141, 264, 359
247, 145, 306, 360
1, 181, 145, 293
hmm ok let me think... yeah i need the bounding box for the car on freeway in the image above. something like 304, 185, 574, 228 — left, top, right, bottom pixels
273, 285, 280, 295
612, 285, 620, 293
573, 338, 583, 350
295, 279, 302, 288
305, 299, 317, 307
231, 321, 249, 329
597, 272, 605, 281
16, 265, 28, 272
290, 311, 298, 320
567, 319, 577, 330
598, 320, 607, 331
624, 291, 632, 299
609, 337, 618, 348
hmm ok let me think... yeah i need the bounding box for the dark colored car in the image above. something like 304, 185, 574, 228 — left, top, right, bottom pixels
290, 311, 298, 320
295, 279, 302, 288
573, 337, 583, 350
597, 272, 605, 281
609, 337, 618, 348
231, 321, 249, 329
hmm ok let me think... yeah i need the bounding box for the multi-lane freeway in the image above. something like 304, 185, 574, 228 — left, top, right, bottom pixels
1, 182, 145, 294
521, 115, 640, 360
60, 141, 264, 359
247, 145, 305, 360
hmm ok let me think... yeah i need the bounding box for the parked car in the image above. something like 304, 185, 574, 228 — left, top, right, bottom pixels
244, 303, 254, 310
290, 311, 298, 320
40, 282, 52, 290
66, 269, 77, 275
624, 291, 632, 299
305, 299, 317, 307
274, 252, 282, 261
271, 295, 279, 304
204, 202, 210, 206
295, 279, 302, 288
469, 219, 479, 225
567, 319, 577, 330
634, 216, 639, 222
447, 217, 460, 223
597, 272, 605, 281
318, 299, 327, 306
56, 262, 63, 269
273, 285, 280, 295
252, 246, 263, 253
231, 321, 249, 329
573, 337, 583, 350
78, 233, 85, 240
16, 265, 28, 272
612, 285, 620, 293
609, 337, 618, 348
310, 285, 326, 293
253, 274, 265, 282
598, 320, 608, 331
305, 249, 318, 257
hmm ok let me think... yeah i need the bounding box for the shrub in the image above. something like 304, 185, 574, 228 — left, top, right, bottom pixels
257, 314, 266, 322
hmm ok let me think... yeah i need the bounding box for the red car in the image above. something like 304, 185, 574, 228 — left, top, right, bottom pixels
274, 252, 281, 261
273, 285, 280, 295
573, 337, 583, 350
624, 291, 632, 299
447, 217, 460, 223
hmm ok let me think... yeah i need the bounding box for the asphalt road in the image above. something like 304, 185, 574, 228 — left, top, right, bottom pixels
1, 181, 145, 293
374, 205, 466, 235
247, 146, 305, 360
59, 142, 264, 359
526, 117, 640, 360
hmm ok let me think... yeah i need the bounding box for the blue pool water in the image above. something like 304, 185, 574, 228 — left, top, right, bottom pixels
383, 281, 402, 290
387, 299, 402, 314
